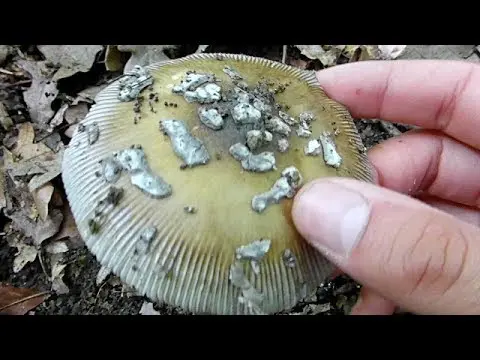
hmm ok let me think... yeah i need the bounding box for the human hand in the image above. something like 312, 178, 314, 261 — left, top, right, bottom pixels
292, 60, 480, 315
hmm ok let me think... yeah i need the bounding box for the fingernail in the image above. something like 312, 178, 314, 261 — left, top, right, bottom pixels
293, 181, 371, 258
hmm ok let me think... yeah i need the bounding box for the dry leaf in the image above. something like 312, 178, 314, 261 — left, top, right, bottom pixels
0, 283, 48, 315
6, 208, 64, 247
289, 58, 309, 70
139, 301, 161, 315
32, 183, 54, 221
295, 45, 326, 60
48, 103, 68, 130
3, 146, 14, 166
343, 45, 379, 62
0, 102, 13, 131
7, 156, 56, 180
378, 45, 407, 60
49, 254, 69, 295
27, 148, 63, 192
294, 45, 342, 67
45, 241, 69, 254
37, 45, 104, 81
64, 124, 76, 138
50, 188, 64, 208
16, 60, 59, 126
196, 45, 209, 53
116, 45, 177, 73
33, 208, 63, 246
7, 235, 39, 273
16, 122, 35, 149
14, 245, 38, 273
65, 103, 89, 124
7, 210, 38, 239
6, 126, 62, 192
51, 205, 83, 249
105, 45, 125, 72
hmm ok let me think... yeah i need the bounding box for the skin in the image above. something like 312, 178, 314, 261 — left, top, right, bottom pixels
291, 60, 480, 315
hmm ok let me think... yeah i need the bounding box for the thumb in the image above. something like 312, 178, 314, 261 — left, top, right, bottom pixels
292, 178, 480, 315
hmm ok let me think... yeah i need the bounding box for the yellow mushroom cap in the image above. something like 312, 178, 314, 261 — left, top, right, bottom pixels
61, 53, 374, 315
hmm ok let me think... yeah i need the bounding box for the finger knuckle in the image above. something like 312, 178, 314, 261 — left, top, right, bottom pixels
399, 215, 468, 299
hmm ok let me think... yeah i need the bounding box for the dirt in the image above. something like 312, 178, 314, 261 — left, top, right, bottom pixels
1, 44, 478, 315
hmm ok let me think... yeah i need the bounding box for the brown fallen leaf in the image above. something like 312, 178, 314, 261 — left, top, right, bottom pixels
32, 183, 54, 221
6, 234, 38, 273
116, 45, 178, 73
295, 45, 326, 60
49, 253, 69, 295
11, 123, 54, 162
16, 122, 35, 148
65, 102, 89, 124
7, 123, 63, 192
64, 125, 77, 138
139, 301, 161, 315
37, 45, 104, 81
15, 60, 59, 126
294, 45, 342, 67
45, 241, 69, 254
34, 208, 63, 246
48, 103, 68, 130
105, 45, 126, 72
0, 283, 49, 315
51, 204, 83, 249
50, 187, 64, 208
27, 148, 63, 192
6, 207, 63, 247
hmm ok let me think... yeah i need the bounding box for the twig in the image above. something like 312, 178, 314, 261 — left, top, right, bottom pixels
282, 45, 288, 64
15, 47, 26, 59
0, 68, 14, 75
95, 280, 109, 301
34, 123, 71, 144
0, 79, 32, 89
0, 290, 50, 312
37, 249, 51, 279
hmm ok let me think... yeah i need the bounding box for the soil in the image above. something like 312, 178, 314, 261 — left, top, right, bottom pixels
1, 44, 478, 315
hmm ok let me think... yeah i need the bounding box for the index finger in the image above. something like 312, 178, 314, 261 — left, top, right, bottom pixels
315, 59, 480, 150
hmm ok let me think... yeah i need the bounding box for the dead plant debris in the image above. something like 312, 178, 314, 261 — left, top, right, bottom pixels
0, 283, 49, 315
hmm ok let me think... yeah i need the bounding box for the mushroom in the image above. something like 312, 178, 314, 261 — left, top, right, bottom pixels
61, 53, 374, 315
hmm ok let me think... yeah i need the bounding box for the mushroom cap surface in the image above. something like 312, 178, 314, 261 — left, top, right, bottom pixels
61, 53, 374, 314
